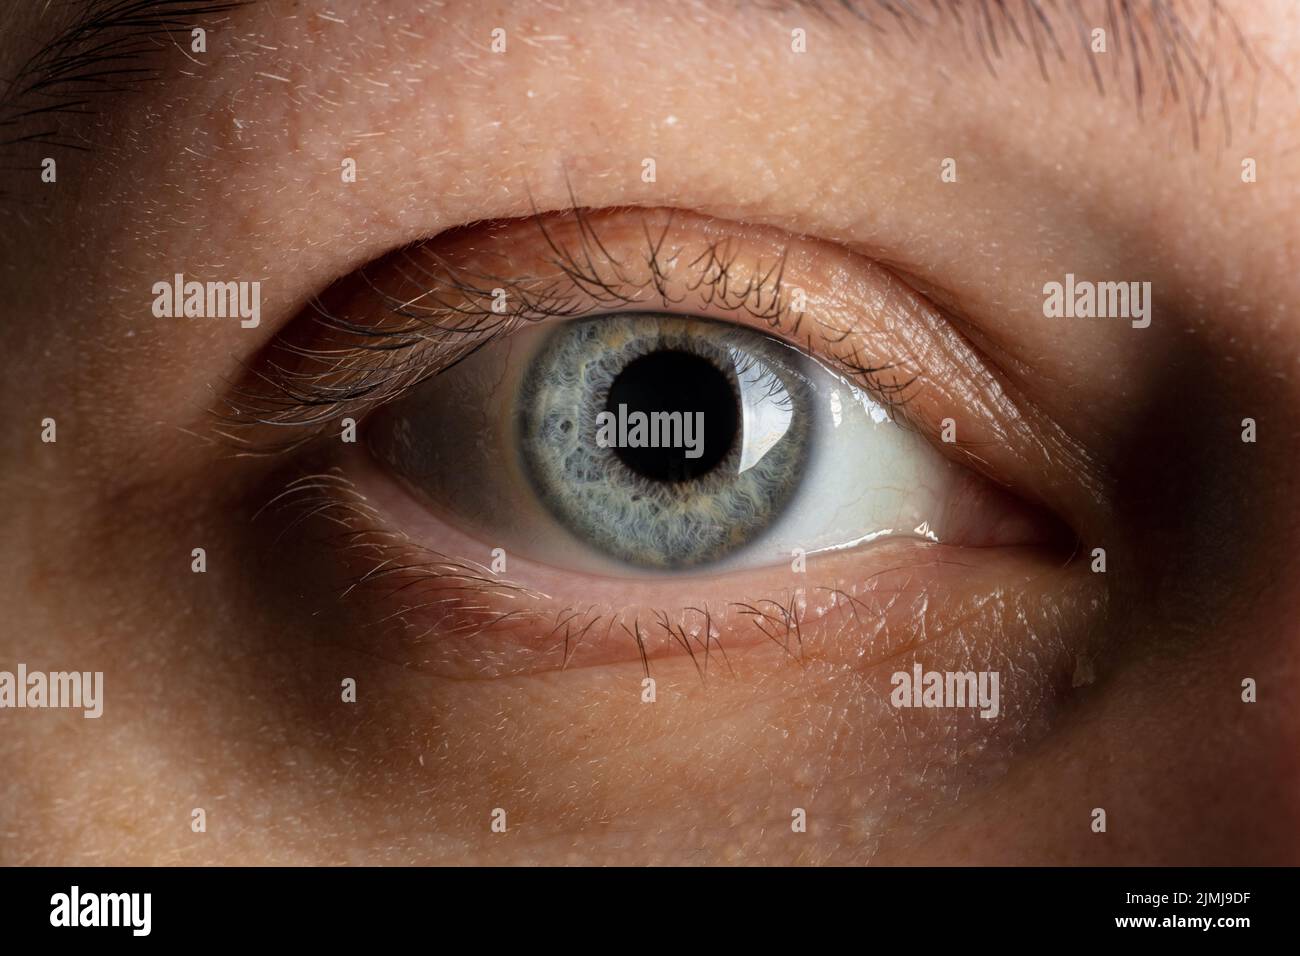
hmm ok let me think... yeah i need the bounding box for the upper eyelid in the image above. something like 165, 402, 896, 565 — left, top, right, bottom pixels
212, 203, 1105, 540
211, 205, 926, 454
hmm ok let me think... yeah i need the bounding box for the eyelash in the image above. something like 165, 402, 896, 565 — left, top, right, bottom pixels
261, 464, 921, 679
213, 202, 919, 455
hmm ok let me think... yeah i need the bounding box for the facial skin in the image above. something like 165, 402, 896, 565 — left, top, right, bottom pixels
1, 0, 1298, 865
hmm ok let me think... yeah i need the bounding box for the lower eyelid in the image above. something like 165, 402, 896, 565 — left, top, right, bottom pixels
260, 451, 1102, 687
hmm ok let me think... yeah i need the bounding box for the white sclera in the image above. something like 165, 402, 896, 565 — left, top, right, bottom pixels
741, 377, 954, 569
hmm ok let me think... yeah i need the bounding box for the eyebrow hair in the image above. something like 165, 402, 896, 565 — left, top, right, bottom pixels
787, 0, 1262, 147
0, 0, 1266, 176
0, 0, 246, 157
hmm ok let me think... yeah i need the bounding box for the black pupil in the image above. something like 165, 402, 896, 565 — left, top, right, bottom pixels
604, 350, 738, 482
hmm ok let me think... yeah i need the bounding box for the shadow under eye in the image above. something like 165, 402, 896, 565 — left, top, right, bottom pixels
247, 452, 1102, 688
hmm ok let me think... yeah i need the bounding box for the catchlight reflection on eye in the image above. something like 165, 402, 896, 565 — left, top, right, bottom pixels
369, 312, 1015, 576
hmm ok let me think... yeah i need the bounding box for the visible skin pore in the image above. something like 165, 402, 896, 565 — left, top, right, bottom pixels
0, 0, 1298, 864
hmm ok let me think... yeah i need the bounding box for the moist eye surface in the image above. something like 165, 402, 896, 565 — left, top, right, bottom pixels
517, 312, 813, 570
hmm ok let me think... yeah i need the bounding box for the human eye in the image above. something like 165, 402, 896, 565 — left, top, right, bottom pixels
368, 244, 1055, 581
372, 307, 1019, 574
238, 206, 1083, 677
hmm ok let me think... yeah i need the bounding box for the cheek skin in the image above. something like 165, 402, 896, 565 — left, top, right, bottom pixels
263, 555, 1106, 865
2, 439, 1099, 865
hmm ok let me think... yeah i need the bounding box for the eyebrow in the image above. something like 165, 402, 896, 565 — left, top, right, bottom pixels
0, 0, 1263, 167
0, 0, 246, 156
797, 0, 1261, 146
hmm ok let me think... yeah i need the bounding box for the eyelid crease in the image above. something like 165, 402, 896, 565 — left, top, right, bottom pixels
210, 204, 923, 456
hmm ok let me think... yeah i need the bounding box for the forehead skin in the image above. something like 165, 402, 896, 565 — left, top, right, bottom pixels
0, 0, 1298, 864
